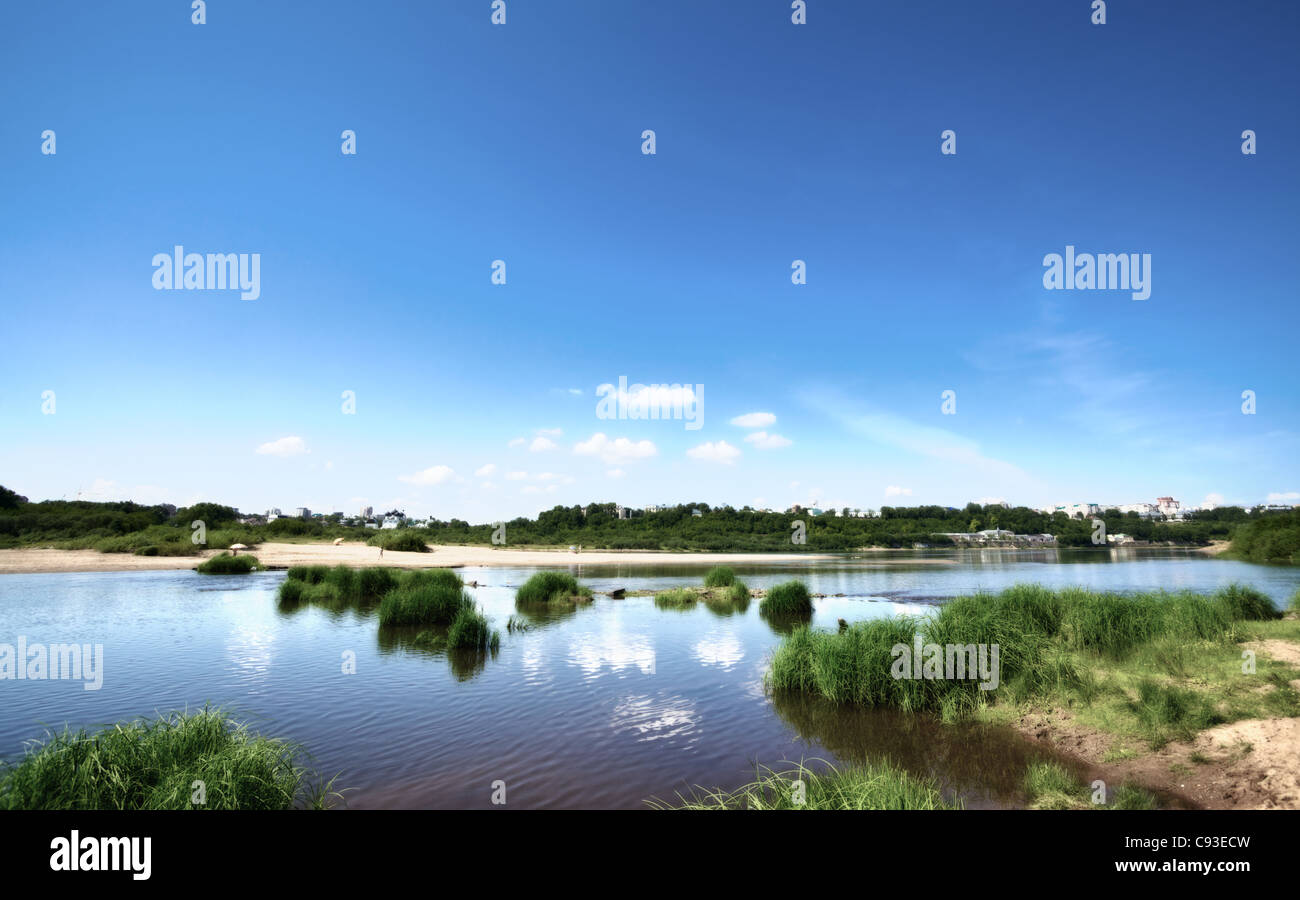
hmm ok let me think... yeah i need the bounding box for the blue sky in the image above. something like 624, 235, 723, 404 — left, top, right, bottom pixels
1, 1, 1296, 520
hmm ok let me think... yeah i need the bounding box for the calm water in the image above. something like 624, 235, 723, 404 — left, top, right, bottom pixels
1, 549, 1296, 809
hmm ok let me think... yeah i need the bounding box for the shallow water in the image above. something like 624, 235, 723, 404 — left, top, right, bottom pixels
0, 549, 1295, 808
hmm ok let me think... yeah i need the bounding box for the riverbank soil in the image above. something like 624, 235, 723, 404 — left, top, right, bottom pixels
1011, 625, 1300, 810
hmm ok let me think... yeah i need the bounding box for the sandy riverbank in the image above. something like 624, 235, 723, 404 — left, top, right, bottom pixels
0, 541, 959, 574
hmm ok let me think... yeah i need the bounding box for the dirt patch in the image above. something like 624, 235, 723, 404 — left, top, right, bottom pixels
1244, 639, 1300, 669
1010, 708, 1300, 809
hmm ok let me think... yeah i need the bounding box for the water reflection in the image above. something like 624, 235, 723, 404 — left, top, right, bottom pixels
566, 624, 656, 677
694, 630, 744, 670
769, 691, 1081, 808
610, 693, 698, 745
375, 625, 499, 681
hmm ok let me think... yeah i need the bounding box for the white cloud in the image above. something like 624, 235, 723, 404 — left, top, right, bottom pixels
1201, 493, 1225, 509
1266, 492, 1300, 504
743, 430, 791, 449
475, 463, 496, 477
730, 412, 776, 429
398, 465, 455, 486
256, 436, 308, 457
508, 437, 526, 448
568, 388, 583, 396
884, 485, 913, 497
530, 436, 558, 452
607, 468, 626, 478
687, 440, 741, 464
505, 471, 528, 481
536, 427, 563, 437
574, 432, 658, 465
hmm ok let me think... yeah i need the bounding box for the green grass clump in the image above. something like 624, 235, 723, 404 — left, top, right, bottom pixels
1110, 783, 1159, 810
703, 566, 736, 588
196, 554, 260, 574
1127, 679, 1223, 748
654, 588, 698, 610
0, 707, 336, 810
1022, 762, 1087, 809
446, 607, 501, 652
515, 571, 593, 606
1215, 584, 1282, 622
703, 580, 751, 616
286, 564, 330, 583
365, 530, 429, 552
378, 570, 471, 627
278, 565, 400, 609
761, 581, 813, 617
650, 760, 959, 810
767, 584, 1286, 734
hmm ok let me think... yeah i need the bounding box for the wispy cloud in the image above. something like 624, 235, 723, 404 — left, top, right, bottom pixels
398, 465, 454, 486
730, 412, 776, 429
687, 440, 741, 464
574, 433, 658, 465
744, 431, 791, 449
256, 436, 308, 457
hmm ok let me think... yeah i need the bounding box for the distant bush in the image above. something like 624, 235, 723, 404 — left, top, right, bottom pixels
197, 554, 259, 574
366, 530, 429, 553
703, 566, 736, 588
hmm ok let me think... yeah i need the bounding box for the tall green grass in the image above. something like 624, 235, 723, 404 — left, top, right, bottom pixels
650, 760, 959, 810
769, 584, 1282, 719
446, 606, 501, 652
277, 565, 400, 609
704, 580, 751, 615
760, 580, 813, 617
515, 571, 593, 606
0, 707, 336, 809
654, 588, 698, 610
703, 566, 736, 588
196, 554, 260, 574
377, 570, 471, 627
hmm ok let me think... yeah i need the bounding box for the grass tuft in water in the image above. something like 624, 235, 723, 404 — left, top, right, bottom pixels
515, 571, 593, 607
446, 606, 500, 651
703, 566, 736, 588
378, 571, 471, 627
760, 580, 813, 617
654, 588, 698, 610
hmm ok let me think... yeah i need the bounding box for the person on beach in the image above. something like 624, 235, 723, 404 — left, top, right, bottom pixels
379, 546, 383, 559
